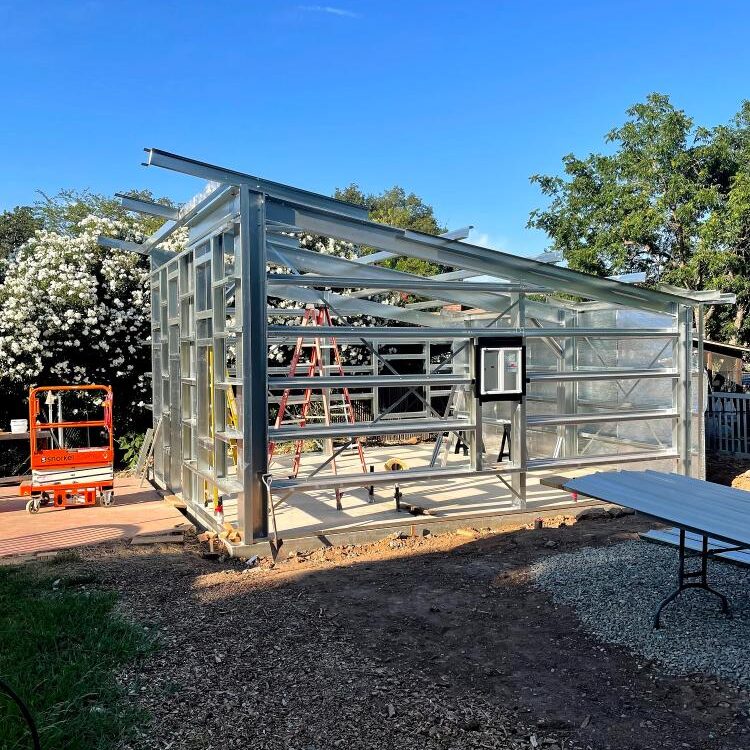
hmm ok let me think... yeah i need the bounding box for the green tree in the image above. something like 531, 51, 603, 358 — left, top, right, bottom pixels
528, 93, 750, 344
0, 205, 41, 272
334, 184, 448, 275
34, 188, 173, 238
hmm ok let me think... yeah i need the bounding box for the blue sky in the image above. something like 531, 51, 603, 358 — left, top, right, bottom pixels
1, 0, 749, 256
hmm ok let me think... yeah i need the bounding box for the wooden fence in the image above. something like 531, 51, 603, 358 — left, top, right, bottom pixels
706, 392, 750, 456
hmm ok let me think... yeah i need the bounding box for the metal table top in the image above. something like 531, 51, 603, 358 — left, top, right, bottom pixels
564, 470, 750, 550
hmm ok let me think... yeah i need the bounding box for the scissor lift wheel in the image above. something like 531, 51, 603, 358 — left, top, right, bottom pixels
26, 498, 41, 514
99, 490, 115, 507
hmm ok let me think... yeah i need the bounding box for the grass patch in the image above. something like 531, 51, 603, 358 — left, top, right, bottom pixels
0, 564, 154, 750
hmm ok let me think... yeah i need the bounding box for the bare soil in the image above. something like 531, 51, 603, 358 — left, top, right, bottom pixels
53, 510, 750, 750
706, 451, 750, 488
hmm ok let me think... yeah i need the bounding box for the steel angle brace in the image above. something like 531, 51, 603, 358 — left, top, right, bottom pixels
495, 473, 525, 506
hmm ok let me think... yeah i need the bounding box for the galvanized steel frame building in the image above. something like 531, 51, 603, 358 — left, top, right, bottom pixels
101, 149, 735, 551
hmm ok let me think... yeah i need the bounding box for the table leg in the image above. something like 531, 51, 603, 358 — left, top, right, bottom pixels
653, 530, 731, 629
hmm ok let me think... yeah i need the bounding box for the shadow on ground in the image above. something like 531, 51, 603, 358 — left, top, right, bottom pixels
22, 514, 750, 750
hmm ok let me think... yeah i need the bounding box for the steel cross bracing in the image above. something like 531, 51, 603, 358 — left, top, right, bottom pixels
103, 148, 737, 547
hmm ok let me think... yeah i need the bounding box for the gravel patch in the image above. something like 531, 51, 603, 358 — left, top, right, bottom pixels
533, 540, 750, 684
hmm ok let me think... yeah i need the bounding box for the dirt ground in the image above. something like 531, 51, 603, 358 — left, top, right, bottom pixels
47, 508, 749, 750
706, 451, 750, 488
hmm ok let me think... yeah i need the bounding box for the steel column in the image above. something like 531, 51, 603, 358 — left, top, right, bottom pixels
511, 293, 527, 506
468, 338, 482, 471
675, 305, 693, 476
238, 188, 269, 539
696, 306, 706, 480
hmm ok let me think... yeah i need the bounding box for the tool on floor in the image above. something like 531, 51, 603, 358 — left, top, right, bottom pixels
384, 456, 409, 510
20, 385, 115, 514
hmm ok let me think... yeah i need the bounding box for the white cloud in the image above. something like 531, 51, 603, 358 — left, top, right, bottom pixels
465, 230, 511, 252
464, 230, 542, 259
298, 5, 360, 18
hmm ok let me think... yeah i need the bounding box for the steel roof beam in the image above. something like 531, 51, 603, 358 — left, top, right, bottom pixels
266, 274, 541, 294
657, 284, 737, 305
266, 238, 520, 313
97, 235, 172, 267
144, 147, 368, 220
352, 250, 397, 265
281, 202, 704, 312
141, 182, 233, 260
350, 226, 473, 265
440, 225, 473, 241
267, 284, 441, 326
115, 193, 180, 221
97, 236, 147, 255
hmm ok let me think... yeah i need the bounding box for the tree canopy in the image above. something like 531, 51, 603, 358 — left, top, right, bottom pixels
0, 206, 42, 276
34, 188, 174, 238
334, 184, 448, 276
528, 93, 750, 343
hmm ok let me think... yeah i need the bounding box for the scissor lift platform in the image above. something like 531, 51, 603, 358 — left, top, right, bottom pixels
20, 385, 115, 513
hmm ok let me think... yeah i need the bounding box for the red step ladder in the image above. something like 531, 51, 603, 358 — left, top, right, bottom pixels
269, 306, 367, 507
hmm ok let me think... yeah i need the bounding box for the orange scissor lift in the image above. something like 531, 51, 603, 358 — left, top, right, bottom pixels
20, 385, 115, 514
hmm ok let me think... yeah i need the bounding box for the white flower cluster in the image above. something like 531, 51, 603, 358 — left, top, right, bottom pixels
158, 225, 189, 255
0, 214, 156, 428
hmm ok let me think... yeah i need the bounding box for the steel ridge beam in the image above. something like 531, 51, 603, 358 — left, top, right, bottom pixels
144, 147, 368, 220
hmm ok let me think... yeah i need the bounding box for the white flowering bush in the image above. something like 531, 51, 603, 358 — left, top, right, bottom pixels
0, 214, 161, 434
